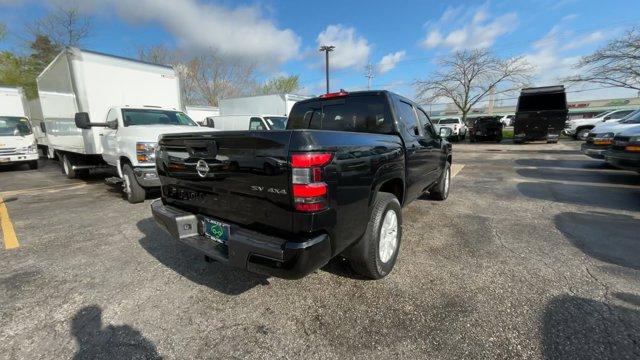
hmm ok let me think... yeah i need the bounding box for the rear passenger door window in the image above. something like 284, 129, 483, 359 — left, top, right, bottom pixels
396, 100, 419, 138
249, 117, 265, 130
416, 108, 436, 140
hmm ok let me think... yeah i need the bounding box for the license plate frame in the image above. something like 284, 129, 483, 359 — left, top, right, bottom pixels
202, 217, 230, 244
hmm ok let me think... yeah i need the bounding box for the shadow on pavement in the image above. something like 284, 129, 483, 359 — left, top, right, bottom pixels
542, 295, 640, 360
516, 168, 640, 186
517, 182, 640, 212
71, 305, 161, 360
136, 218, 268, 296
515, 158, 613, 170
554, 212, 640, 270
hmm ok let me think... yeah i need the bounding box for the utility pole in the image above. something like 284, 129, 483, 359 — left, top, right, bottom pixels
365, 63, 374, 90
319, 45, 334, 94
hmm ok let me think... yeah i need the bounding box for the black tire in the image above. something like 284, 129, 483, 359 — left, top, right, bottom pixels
577, 128, 591, 141
348, 192, 402, 279
430, 161, 451, 201
461, 133, 466, 141
61, 154, 77, 179
470, 137, 476, 143
496, 137, 503, 143
122, 164, 146, 204
28, 160, 38, 170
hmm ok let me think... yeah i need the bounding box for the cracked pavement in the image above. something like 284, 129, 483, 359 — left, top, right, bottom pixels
0, 140, 639, 359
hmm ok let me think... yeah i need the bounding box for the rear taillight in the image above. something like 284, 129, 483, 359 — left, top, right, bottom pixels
291, 152, 332, 212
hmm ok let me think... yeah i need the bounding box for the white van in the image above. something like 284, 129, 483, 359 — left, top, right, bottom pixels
0, 86, 39, 169
204, 114, 288, 131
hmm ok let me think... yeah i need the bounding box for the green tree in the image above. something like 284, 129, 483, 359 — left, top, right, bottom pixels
256, 75, 300, 95
0, 35, 61, 99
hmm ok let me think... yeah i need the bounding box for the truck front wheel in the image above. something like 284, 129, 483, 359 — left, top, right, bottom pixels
577, 128, 591, 141
430, 162, 451, 201
122, 164, 146, 204
62, 154, 77, 179
348, 192, 402, 279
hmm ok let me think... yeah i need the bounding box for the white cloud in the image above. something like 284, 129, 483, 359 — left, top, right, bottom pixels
13, 0, 301, 66
521, 25, 636, 100
377, 51, 406, 74
421, 5, 517, 51
316, 24, 371, 69
562, 31, 605, 51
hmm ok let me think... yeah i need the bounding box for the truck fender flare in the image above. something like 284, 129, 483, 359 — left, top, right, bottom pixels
369, 167, 405, 208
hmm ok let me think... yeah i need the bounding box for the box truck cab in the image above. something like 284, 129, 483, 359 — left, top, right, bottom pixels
204, 114, 287, 130
37, 48, 212, 203
0, 87, 39, 169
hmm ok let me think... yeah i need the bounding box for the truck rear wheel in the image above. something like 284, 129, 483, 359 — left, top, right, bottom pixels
122, 164, 146, 204
348, 192, 402, 279
28, 160, 38, 170
61, 154, 77, 179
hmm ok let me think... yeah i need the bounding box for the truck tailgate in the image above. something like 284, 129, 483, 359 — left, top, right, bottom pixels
157, 131, 293, 233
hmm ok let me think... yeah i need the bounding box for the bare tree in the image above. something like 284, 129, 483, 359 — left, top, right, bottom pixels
415, 49, 532, 121
137, 46, 258, 106
565, 27, 640, 91
0, 23, 6, 41
28, 4, 91, 47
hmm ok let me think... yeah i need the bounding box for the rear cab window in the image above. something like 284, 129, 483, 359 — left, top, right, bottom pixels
287, 93, 394, 134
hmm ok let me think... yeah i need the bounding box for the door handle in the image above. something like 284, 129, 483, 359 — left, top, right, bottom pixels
99, 134, 104, 136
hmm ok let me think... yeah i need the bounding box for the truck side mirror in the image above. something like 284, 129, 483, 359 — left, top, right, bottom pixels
603, 115, 611, 121
40, 122, 46, 133
439, 127, 452, 138
75, 112, 91, 129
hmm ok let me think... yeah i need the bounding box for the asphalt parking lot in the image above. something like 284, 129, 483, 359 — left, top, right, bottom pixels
1, 140, 639, 359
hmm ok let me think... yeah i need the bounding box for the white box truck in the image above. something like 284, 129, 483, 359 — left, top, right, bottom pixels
206, 94, 309, 130
218, 94, 309, 117
37, 48, 212, 203
185, 105, 219, 125
0, 86, 39, 169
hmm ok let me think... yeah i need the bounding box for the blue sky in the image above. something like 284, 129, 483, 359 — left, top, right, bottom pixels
1, 0, 639, 104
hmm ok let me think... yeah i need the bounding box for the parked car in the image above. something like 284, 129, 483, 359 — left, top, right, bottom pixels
564, 108, 637, 141
433, 117, 467, 141
513, 85, 568, 144
469, 116, 503, 143
38, 48, 212, 203
604, 126, 640, 173
151, 90, 453, 280
499, 114, 515, 127
203, 114, 288, 130
581, 110, 640, 159
0, 86, 39, 169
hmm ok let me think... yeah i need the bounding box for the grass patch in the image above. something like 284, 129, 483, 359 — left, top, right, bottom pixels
502, 129, 514, 139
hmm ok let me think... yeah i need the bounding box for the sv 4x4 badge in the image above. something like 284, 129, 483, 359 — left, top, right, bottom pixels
250, 186, 287, 195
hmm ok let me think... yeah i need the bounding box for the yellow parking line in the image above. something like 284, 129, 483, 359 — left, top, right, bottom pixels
451, 164, 465, 178
0, 197, 19, 250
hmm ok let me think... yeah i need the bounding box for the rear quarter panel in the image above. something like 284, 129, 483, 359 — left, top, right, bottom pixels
289, 130, 404, 255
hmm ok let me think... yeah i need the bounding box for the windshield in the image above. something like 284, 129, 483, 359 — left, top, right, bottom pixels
439, 119, 459, 124
264, 116, 287, 130
0, 116, 32, 137
594, 110, 613, 118
621, 110, 640, 124
121, 109, 197, 127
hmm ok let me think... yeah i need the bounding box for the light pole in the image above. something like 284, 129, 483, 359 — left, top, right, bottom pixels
319, 45, 334, 94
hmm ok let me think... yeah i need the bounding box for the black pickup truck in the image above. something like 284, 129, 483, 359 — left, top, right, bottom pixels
151, 90, 452, 279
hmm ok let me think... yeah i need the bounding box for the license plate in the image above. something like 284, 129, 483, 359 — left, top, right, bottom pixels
0, 158, 10, 163
203, 218, 230, 244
